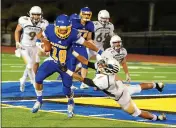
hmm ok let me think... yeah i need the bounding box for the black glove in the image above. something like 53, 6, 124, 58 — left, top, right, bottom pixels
59, 63, 67, 72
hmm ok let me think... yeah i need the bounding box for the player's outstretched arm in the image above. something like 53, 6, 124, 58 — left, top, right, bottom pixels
82, 40, 102, 55
72, 51, 97, 70
121, 58, 131, 82
65, 70, 97, 87
72, 51, 88, 65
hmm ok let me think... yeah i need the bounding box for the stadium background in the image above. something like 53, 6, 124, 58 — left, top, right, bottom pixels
2, 0, 176, 56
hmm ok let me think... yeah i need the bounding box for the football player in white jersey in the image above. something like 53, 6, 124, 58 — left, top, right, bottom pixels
87, 10, 114, 59
101, 35, 131, 82
14, 6, 49, 92
80, 10, 114, 89
64, 58, 166, 121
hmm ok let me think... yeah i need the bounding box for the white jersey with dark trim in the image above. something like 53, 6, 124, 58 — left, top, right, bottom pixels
93, 74, 125, 100
93, 21, 114, 49
101, 47, 127, 63
18, 16, 49, 46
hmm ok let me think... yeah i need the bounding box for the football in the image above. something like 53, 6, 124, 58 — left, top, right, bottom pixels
42, 38, 52, 52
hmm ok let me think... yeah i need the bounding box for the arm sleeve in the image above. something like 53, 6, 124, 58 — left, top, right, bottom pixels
88, 61, 96, 70
83, 78, 97, 87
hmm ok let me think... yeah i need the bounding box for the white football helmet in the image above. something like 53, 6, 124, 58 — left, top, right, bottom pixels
98, 10, 110, 25
110, 35, 122, 48
97, 58, 120, 75
29, 6, 43, 23
106, 58, 120, 73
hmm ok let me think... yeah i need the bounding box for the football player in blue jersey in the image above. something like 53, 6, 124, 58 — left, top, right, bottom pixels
31, 14, 102, 118
69, 7, 95, 89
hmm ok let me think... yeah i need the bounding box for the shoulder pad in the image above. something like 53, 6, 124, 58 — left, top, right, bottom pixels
41, 19, 49, 30
18, 16, 30, 25
93, 21, 99, 25
121, 47, 127, 56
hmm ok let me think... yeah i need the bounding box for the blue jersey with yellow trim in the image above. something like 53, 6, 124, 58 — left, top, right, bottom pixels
72, 19, 94, 39
44, 24, 81, 64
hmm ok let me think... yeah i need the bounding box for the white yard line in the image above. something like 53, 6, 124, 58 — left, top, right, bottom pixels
48, 110, 67, 112
153, 76, 167, 78
128, 66, 154, 70
130, 74, 141, 76
2, 70, 24, 72
89, 114, 114, 117
1, 106, 26, 108
2, 64, 24, 65
10, 66, 23, 68
132, 94, 176, 97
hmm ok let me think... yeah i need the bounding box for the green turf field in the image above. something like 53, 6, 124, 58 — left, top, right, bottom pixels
2, 53, 176, 82
2, 53, 176, 127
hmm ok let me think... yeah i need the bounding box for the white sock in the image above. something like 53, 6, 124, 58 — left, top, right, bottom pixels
152, 114, 157, 121
21, 68, 28, 82
152, 82, 156, 88
127, 84, 142, 95
35, 90, 43, 96
27, 68, 35, 88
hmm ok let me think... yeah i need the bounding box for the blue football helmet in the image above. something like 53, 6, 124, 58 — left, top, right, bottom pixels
70, 13, 81, 21
80, 7, 92, 21
54, 14, 71, 39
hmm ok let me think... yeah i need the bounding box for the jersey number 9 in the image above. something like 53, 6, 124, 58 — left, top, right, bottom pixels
29, 32, 36, 40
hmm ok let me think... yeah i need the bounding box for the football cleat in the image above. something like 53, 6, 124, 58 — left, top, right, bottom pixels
156, 82, 165, 92
32, 101, 42, 113
19, 78, 25, 92
71, 85, 78, 90
67, 98, 74, 118
67, 104, 74, 118
157, 113, 166, 121
80, 83, 89, 89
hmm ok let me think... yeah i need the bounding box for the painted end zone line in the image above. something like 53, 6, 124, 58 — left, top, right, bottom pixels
48, 110, 67, 112
2, 106, 26, 108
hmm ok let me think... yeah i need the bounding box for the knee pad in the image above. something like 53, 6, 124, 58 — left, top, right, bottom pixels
123, 100, 141, 117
